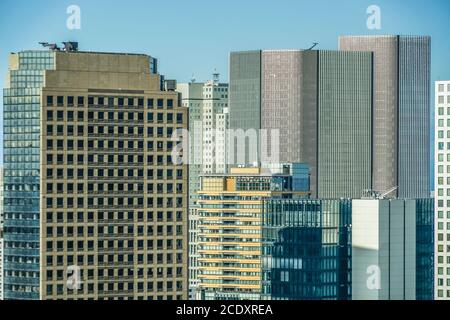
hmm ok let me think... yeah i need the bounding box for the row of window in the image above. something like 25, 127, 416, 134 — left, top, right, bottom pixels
44, 197, 185, 208
45, 168, 184, 179
46, 267, 184, 280
46, 125, 177, 137
46, 139, 177, 153
46, 154, 179, 167
46, 281, 184, 297
46, 96, 177, 109
42, 254, 184, 266
437, 95, 450, 104
45, 225, 184, 238
46, 183, 183, 193
45, 211, 183, 223
46, 110, 184, 123
438, 83, 450, 93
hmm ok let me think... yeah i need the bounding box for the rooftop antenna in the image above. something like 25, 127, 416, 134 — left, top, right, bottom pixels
39, 42, 60, 51
62, 42, 79, 52
190, 74, 196, 83
307, 42, 319, 50
213, 69, 220, 84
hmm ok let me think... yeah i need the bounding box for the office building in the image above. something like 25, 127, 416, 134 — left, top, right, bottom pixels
196, 165, 310, 300
339, 35, 431, 198
177, 76, 229, 206
229, 50, 373, 198
352, 199, 433, 300
177, 76, 229, 298
3, 45, 188, 300
435, 80, 450, 299
261, 199, 352, 300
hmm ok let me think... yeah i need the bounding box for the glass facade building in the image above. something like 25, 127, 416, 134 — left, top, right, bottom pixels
261, 199, 352, 300
3, 51, 55, 299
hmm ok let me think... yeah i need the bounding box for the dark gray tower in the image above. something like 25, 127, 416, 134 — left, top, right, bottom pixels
229, 49, 373, 198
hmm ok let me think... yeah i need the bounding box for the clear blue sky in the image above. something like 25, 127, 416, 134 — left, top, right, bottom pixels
1, 0, 449, 188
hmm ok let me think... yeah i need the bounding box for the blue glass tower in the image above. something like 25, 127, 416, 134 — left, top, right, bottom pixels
261, 199, 352, 300
3, 51, 55, 299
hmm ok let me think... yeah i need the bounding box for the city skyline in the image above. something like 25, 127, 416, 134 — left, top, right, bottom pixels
0, 0, 448, 303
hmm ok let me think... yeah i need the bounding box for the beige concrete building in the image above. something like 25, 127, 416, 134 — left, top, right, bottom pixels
3, 46, 188, 300
196, 165, 310, 300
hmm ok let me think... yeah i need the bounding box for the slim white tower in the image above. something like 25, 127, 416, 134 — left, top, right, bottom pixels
435, 80, 450, 299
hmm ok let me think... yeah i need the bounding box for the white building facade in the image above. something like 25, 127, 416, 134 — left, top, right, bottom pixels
352, 199, 433, 300
435, 80, 450, 299
177, 76, 229, 299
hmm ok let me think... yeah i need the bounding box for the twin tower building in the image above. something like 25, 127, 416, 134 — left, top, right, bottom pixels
230, 35, 430, 199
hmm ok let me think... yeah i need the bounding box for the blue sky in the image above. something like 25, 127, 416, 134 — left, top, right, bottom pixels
1, 0, 449, 187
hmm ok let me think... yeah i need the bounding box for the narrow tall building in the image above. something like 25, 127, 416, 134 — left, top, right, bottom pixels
229, 50, 373, 198
339, 35, 431, 198
177, 77, 229, 298
435, 80, 450, 299
3, 45, 188, 300
352, 199, 434, 300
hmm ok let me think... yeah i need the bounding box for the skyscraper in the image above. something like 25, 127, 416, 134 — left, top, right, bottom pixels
434, 80, 450, 300
339, 35, 431, 199
3, 46, 188, 300
352, 199, 433, 300
177, 77, 229, 298
229, 50, 373, 198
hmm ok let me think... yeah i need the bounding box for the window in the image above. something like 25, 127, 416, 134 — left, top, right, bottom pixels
167, 99, 173, 108
157, 99, 164, 108
77, 96, 84, 106
57, 96, 64, 106
147, 99, 154, 108
47, 96, 54, 106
